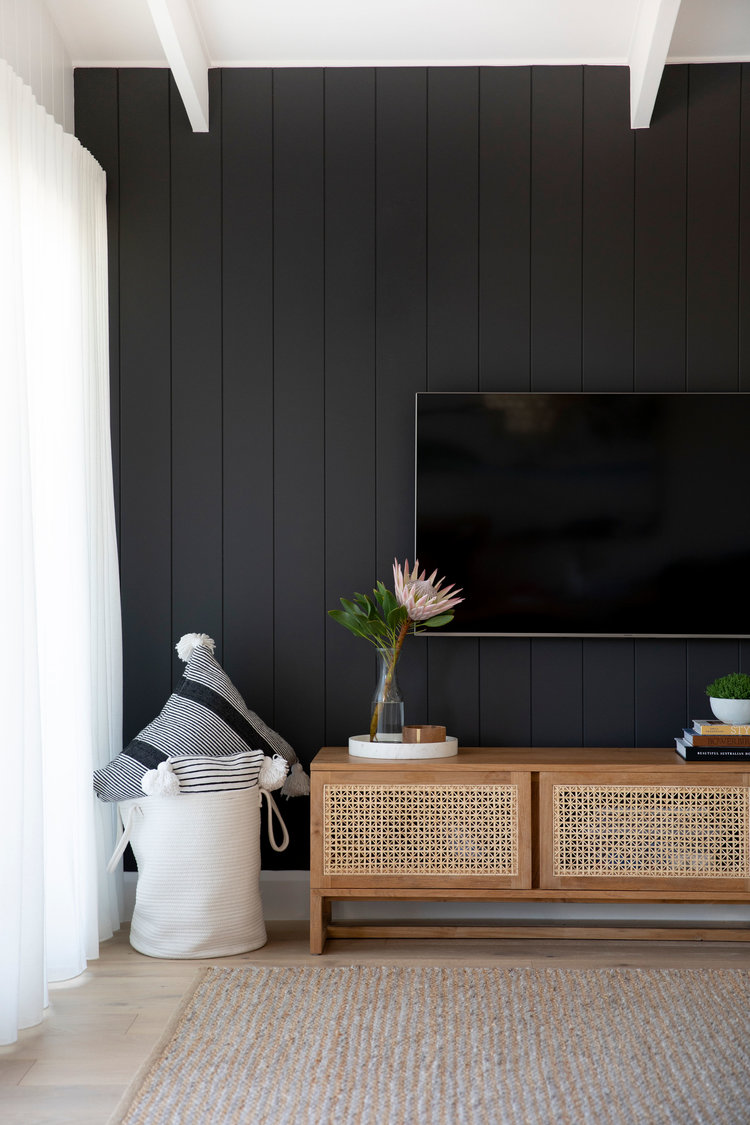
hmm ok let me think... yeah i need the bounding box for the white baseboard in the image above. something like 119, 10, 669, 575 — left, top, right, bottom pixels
121, 870, 750, 925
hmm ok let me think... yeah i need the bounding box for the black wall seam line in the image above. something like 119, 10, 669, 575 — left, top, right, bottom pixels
168, 71, 174, 686
685, 65, 691, 392
322, 67, 327, 746
271, 67, 276, 728
219, 70, 225, 664
737, 64, 744, 392
581, 65, 585, 392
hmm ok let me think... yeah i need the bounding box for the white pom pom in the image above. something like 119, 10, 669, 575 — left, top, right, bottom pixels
281, 761, 310, 798
258, 753, 289, 792
141, 760, 181, 797
175, 633, 216, 662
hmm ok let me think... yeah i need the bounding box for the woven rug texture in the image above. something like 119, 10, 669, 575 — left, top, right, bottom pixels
110, 965, 750, 1125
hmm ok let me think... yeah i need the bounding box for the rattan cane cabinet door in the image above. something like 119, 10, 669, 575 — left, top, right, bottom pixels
316, 769, 531, 889
539, 771, 750, 891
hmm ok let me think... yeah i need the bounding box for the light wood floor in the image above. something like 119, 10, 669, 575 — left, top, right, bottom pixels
3, 922, 750, 1125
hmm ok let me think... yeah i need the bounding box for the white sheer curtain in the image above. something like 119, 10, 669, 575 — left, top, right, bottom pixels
0, 59, 123, 1045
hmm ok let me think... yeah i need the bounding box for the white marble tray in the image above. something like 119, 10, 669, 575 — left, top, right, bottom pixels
348, 735, 458, 759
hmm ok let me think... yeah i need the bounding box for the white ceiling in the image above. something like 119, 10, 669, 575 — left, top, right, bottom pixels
43, 0, 750, 69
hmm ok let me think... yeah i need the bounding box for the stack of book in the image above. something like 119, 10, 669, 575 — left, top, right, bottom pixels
675, 720, 750, 761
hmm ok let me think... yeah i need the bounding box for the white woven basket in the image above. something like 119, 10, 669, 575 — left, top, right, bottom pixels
109, 787, 288, 959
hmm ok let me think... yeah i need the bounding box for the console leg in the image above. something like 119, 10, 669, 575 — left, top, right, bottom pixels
310, 891, 331, 954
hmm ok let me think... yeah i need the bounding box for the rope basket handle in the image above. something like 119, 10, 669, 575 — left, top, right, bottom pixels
260, 787, 290, 852
105, 787, 291, 871
106, 803, 142, 873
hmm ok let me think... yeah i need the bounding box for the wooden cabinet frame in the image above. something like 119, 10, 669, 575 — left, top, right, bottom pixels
539, 770, 750, 893
309, 748, 750, 953
312, 767, 531, 891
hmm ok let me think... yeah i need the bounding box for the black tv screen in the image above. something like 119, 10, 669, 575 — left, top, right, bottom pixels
415, 392, 750, 637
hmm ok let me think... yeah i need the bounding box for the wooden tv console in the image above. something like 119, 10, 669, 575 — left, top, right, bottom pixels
309, 747, 750, 953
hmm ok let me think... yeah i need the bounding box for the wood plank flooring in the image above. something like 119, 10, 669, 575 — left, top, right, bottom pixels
2, 923, 750, 1125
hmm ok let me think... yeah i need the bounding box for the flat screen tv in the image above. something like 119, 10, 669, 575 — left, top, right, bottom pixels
415, 392, 750, 638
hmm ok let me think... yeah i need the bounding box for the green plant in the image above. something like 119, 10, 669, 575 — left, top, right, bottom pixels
705, 672, 750, 700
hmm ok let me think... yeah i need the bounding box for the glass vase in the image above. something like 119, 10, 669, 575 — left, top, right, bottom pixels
370, 649, 404, 742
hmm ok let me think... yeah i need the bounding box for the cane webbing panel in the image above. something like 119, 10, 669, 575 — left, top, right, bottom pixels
553, 784, 750, 878
323, 784, 518, 875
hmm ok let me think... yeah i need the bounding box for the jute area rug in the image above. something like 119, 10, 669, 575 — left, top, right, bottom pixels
110, 965, 750, 1125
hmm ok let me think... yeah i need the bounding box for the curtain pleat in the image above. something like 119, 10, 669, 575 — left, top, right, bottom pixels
0, 59, 123, 1044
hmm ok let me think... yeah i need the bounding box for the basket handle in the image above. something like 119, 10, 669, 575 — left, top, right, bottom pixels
259, 788, 290, 852
106, 803, 142, 873
106, 787, 290, 869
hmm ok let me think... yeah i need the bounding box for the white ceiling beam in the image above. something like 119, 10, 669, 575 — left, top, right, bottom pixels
629, 0, 683, 129
145, 0, 210, 132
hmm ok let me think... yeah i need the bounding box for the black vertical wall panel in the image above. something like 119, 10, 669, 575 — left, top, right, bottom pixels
273, 70, 324, 865
479, 639, 531, 747
74, 70, 121, 543
478, 67, 531, 390
582, 67, 634, 390
580, 67, 636, 747
426, 67, 480, 743
116, 70, 172, 739
324, 69, 377, 744
426, 67, 479, 393
635, 641, 687, 747
531, 640, 583, 746
530, 67, 583, 390
76, 63, 750, 870
634, 67, 718, 728
741, 66, 750, 392
529, 68, 584, 740
634, 67, 688, 390
221, 70, 275, 721
583, 641, 635, 747
686, 65, 741, 390
375, 68, 428, 723
170, 72, 224, 682
477, 68, 532, 746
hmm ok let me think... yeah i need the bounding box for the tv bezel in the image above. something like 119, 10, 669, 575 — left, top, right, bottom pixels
414, 390, 750, 640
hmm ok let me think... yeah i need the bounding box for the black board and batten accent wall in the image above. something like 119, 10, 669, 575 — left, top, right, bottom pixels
75, 64, 750, 869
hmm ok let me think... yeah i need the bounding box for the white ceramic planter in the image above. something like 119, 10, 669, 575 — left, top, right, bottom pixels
708, 697, 750, 724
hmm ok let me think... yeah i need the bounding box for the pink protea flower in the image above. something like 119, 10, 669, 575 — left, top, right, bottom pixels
393, 559, 464, 623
